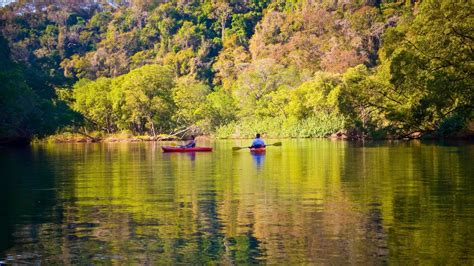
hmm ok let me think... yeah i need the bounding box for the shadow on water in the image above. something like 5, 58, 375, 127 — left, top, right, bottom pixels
0, 146, 58, 254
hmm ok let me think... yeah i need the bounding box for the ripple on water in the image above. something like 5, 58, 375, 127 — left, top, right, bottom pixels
1, 140, 473, 264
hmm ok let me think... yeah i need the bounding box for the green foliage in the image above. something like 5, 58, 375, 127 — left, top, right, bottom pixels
0, 35, 74, 144
0, 66, 42, 140
378, 0, 474, 133
71, 77, 113, 132
216, 114, 345, 138
234, 59, 301, 117
286, 72, 342, 119
205, 88, 238, 130
436, 113, 468, 138
68, 64, 177, 135
111, 64, 176, 135
1, 0, 472, 141
172, 76, 211, 127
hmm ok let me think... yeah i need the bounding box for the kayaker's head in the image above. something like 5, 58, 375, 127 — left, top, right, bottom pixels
256, 133, 261, 139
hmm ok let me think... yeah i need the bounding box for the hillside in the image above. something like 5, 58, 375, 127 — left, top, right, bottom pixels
0, 0, 472, 143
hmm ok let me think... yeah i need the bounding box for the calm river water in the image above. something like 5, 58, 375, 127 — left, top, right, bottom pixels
1, 139, 473, 264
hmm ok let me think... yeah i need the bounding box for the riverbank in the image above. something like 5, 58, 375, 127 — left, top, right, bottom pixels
33, 130, 474, 144
37, 132, 179, 144
3, 118, 473, 146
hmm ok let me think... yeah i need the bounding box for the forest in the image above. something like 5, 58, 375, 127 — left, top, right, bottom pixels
0, 0, 472, 144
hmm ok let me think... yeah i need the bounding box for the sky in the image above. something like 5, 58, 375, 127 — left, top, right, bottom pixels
0, 0, 15, 7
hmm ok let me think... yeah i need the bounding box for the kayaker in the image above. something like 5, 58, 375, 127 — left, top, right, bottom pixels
250, 133, 266, 148
181, 135, 196, 148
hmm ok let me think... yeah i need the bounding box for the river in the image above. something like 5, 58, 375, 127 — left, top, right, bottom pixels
1, 139, 473, 264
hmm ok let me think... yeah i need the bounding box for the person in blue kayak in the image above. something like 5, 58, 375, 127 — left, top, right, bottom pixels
250, 133, 266, 148
181, 135, 196, 148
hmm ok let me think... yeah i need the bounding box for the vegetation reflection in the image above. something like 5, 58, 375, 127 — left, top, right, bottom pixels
1, 141, 473, 264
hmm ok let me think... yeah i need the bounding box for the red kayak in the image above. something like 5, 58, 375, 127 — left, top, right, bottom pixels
161, 146, 212, 152
250, 147, 266, 154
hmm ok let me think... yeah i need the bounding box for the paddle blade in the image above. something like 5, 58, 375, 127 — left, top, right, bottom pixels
268, 142, 282, 146
232, 146, 244, 150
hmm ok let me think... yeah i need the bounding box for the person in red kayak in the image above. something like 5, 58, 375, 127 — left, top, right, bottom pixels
181, 135, 196, 148
250, 133, 266, 148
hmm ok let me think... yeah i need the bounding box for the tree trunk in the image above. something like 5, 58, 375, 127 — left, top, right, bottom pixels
147, 115, 156, 138
221, 13, 227, 43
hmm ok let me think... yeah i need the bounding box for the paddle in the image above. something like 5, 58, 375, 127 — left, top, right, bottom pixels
232, 142, 282, 151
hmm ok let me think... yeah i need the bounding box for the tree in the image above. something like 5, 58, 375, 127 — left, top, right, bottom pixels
209, 0, 232, 43
172, 76, 211, 127
287, 72, 342, 119
0, 35, 72, 144
380, 0, 474, 132
233, 59, 301, 117
213, 34, 251, 88
206, 88, 237, 129
71, 77, 115, 132
337, 65, 385, 134
111, 64, 175, 136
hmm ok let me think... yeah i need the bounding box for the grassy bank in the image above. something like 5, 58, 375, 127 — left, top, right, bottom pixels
215, 115, 346, 139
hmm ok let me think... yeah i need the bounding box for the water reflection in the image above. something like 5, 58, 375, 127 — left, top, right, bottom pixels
251, 154, 265, 168
162, 151, 197, 162
0, 140, 473, 264
187, 152, 196, 161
